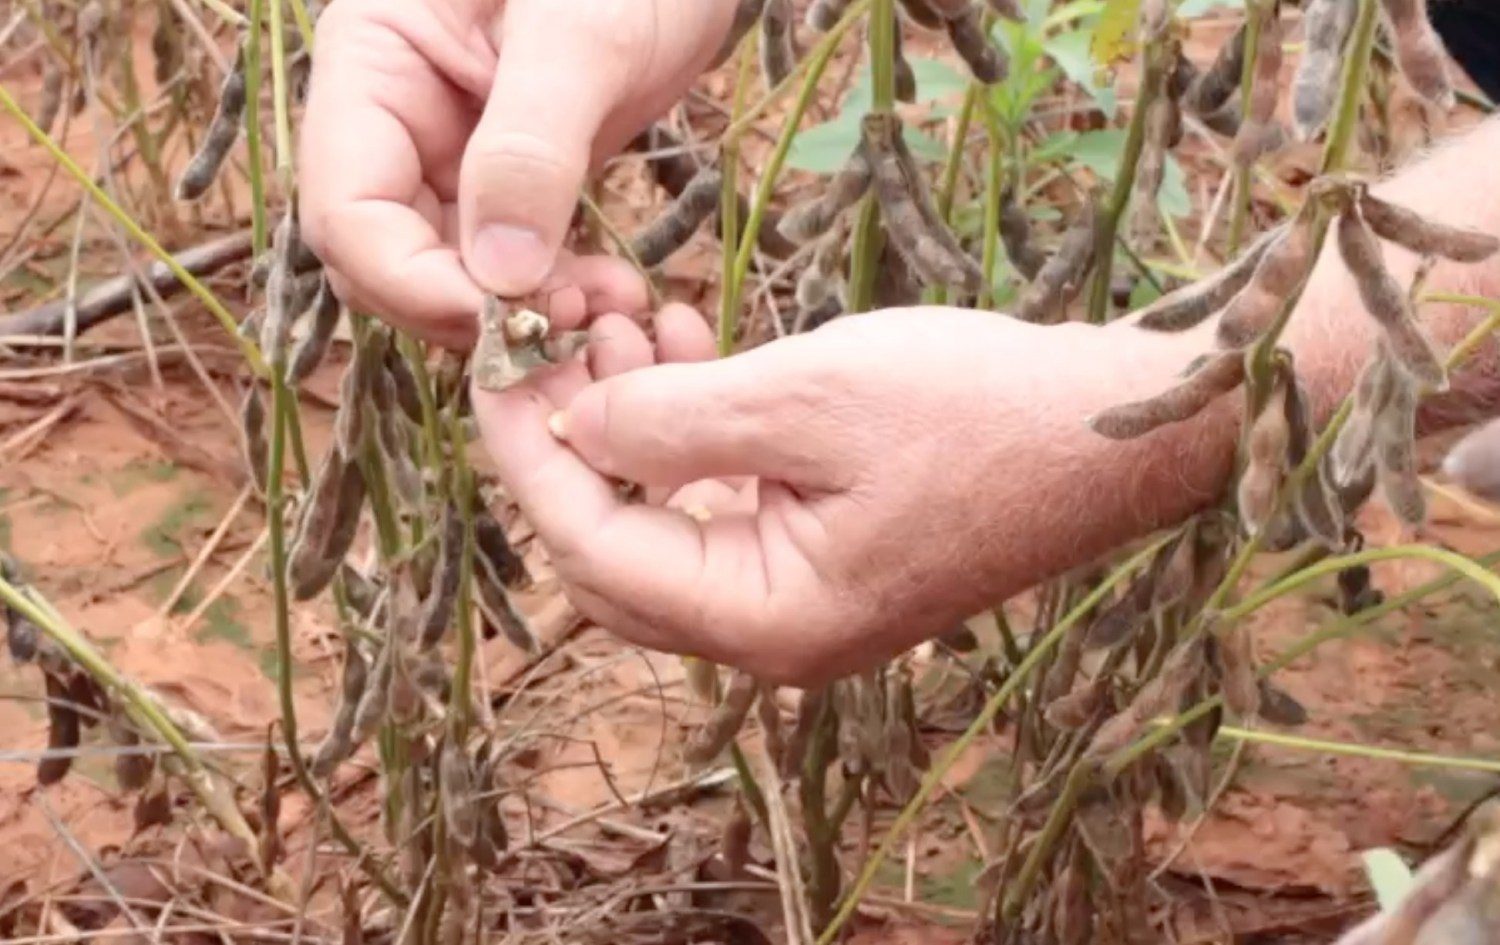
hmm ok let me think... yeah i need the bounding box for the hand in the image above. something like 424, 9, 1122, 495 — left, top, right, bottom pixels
474, 308, 1237, 686
296, 0, 737, 347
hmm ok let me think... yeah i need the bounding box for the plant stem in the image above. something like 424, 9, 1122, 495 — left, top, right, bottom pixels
847, 0, 896, 315
1226, 0, 1268, 255
1320, 0, 1380, 174
978, 104, 1004, 310
717, 35, 758, 358
244, 0, 269, 256
1001, 758, 1093, 919
447, 407, 477, 734
268, 0, 293, 189
1213, 724, 1500, 774
815, 537, 1170, 945
286, 0, 315, 50
1086, 41, 1164, 324
0, 81, 268, 378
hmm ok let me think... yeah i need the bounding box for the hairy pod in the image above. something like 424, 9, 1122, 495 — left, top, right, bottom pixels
333, 330, 387, 456
778, 149, 873, 244
1183, 22, 1246, 117
1359, 193, 1500, 264
439, 740, 479, 849
1238, 381, 1293, 534
1089, 349, 1245, 440
862, 113, 985, 292
380, 346, 426, 425
1333, 354, 1400, 485
419, 505, 463, 650
999, 186, 1046, 281
286, 275, 342, 384
881, 671, 920, 802
713, 0, 767, 66
1214, 626, 1261, 718
806, 0, 853, 30
350, 640, 392, 746
176, 43, 247, 202
260, 212, 304, 369
474, 566, 536, 654
1217, 211, 1318, 347
1374, 381, 1425, 525
630, 166, 724, 268
1293, 0, 1356, 140
240, 385, 269, 492
39, 672, 78, 786
684, 671, 758, 763
760, 0, 797, 89
311, 639, 368, 777
797, 223, 849, 311
1136, 226, 1281, 331
944, 3, 1007, 84
1044, 677, 1108, 731
1128, 42, 1184, 248
1381, 0, 1453, 107
1232, 10, 1284, 166
1015, 198, 1098, 322
35, 61, 63, 136
1293, 455, 1346, 548
1088, 637, 1207, 759
1336, 207, 1446, 388
288, 447, 367, 601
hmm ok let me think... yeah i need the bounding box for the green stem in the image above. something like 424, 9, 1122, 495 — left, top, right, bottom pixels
1425, 292, 1500, 366
1213, 724, 1500, 774
286, 0, 316, 51
1001, 758, 1093, 919
268, 0, 293, 188
446, 407, 477, 733
978, 104, 1004, 310
1086, 43, 1164, 324
814, 537, 1171, 945
847, 0, 896, 316
717, 36, 757, 358
0, 81, 268, 378
244, 0, 269, 256
1320, 0, 1380, 175
1226, 0, 1268, 255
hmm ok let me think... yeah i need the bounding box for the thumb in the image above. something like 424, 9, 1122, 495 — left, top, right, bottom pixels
555, 347, 850, 490
460, 5, 626, 295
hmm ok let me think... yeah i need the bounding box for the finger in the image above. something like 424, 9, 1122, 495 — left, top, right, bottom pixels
586, 313, 655, 380
556, 338, 850, 489
542, 254, 651, 330
652, 303, 716, 363
459, 4, 628, 295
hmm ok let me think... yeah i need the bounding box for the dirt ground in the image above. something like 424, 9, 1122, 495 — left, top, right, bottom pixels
4, 4, 1500, 944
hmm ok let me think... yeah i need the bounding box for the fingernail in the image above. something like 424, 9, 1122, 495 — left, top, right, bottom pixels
471, 224, 550, 294
547, 411, 569, 440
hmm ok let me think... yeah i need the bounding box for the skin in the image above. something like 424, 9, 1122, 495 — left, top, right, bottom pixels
301, 5, 1500, 687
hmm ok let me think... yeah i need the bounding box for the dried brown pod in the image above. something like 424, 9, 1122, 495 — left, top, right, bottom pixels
1232, 10, 1284, 166
1333, 354, 1401, 485
720, 797, 753, 878
151, 6, 182, 84
630, 165, 724, 269
1217, 210, 1319, 347
756, 681, 784, 764
1183, 22, 1246, 117
258, 739, 283, 867
1015, 198, 1098, 322
796, 224, 849, 311
782, 687, 827, 777
1336, 206, 1446, 389
351, 641, 392, 746
288, 447, 367, 601
1359, 192, 1500, 263
108, 715, 152, 791
1374, 380, 1425, 525
333, 331, 388, 456
260, 212, 304, 368
1293, 0, 1356, 141
1214, 626, 1261, 718
1381, 0, 1453, 107
684, 671, 758, 763
1337, 562, 1384, 615
240, 385, 268, 492
1292, 455, 1346, 547
1044, 677, 1109, 731
713, 0, 767, 66
39, 672, 79, 785
474, 512, 530, 591
419, 506, 462, 650
1089, 349, 1245, 440
35, 61, 63, 137
312, 638, 368, 777
439, 739, 479, 849
1088, 637, 1207, 758
862, 113, 985, 292
286, 275, 342, 384
881, 672, 920, 802
778, 149, 872, 244
897, 0, 945, 30
943, 3, 1007, 84
1135, 226, 1281, 332
999, 186, 1046, 281
1238, 380, 1294, 535
474, 565, 537, 654
760, 0, 797, 88
1256, 679, 1307, 726
1128, 41, 1184, 248
176, 42, 247, 202
133, 785, 172, 832
474, 744, 509, 864
806, 0, 852, 31
374, 400, 422, 510
381, 346, 425, 424
893, 24, 918, 103
2, 558, 40, 665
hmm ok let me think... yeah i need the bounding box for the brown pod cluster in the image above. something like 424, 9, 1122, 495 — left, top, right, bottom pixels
630, 165, 724, 268
999, 185, 1046, 281
1089, 349, 1245, 440
1216, 208, 1318, 348
1293, 0, 1356, 141
1182, 22, 1246, 118
1232, 9, 1284, 167
176, 41, 247, 202
861, 113, 985, 292
1381, 0, 1453, 107
760, 0, 797, 88
1015, 197, 1098, 323
1335, 203, 1445, 389
777, 149, 872, 244
684, 671, 758, 763
287, 445, 368, 600
1136, 225, 1281, 332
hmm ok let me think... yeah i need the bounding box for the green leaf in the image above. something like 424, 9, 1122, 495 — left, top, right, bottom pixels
1060, 128, 1190, 219
1361, 849, 1416, 912
1090, 0, 1141, 65
1044, 28, 1117, 118
910, 57, 971, 102
786, 114, 863, 174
